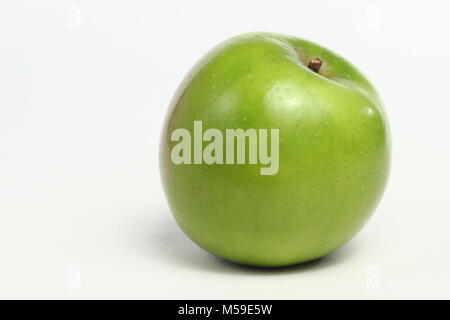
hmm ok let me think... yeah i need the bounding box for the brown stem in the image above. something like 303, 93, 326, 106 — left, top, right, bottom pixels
308, 57, 323, 73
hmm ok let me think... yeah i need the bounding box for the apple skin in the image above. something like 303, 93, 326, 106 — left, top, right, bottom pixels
160, 32, 390, 267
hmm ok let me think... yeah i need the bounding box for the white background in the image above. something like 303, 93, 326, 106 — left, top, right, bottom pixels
0, 0, 449, 299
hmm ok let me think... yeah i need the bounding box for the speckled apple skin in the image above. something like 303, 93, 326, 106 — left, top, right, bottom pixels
160, 32, 390, 267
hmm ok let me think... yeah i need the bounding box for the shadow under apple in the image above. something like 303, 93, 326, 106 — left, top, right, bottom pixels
137, 209, 357, 275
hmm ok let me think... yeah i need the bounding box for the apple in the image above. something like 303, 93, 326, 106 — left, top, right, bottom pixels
160, 32, 390, 267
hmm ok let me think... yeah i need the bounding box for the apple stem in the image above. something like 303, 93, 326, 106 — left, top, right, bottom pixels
308, 57, 323, 73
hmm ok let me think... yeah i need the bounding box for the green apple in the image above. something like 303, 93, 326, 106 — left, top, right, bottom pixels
160, 32, 390, 267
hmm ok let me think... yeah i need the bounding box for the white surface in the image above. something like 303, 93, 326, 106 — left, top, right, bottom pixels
0, 0, 449, 299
